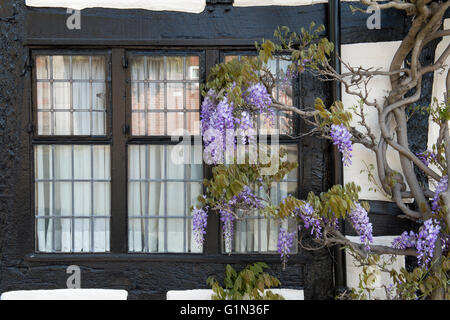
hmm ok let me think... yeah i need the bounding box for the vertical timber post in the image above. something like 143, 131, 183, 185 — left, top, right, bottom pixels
328, 0, 347, 296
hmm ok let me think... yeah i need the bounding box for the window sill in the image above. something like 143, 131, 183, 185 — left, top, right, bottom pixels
25, 253, 317, 264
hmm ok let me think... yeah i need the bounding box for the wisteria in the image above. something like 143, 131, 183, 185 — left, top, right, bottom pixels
200, 83, 274, 164
432, 175, 448, 212
330, 124, 353, 167
392, 231, 417, 250
295, 203, 323, 239
220, 208, 235, 252
229, 186, 264, 209
277, 227, 296, 268
415, 150, 437, 166
192, 206, 208, 248
416, 218, 441, 267
348, 202, 373, 251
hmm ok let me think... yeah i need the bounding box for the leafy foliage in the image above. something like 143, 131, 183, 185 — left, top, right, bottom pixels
207, 263, 284, 300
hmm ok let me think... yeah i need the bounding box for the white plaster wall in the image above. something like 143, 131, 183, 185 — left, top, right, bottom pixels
25, 0, 207, 13
166, 288, 304, 300
341, 41, 406, 201
345, 236, 404, 299
428, 19, 450, 189
26, 0, 359, 11
1, 289, 128, 300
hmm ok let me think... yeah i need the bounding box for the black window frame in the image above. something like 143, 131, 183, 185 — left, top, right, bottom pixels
27, 46, 306, 263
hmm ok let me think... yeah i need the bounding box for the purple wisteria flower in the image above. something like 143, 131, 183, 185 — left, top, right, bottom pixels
415, 150, 437, 166
192, 206, 208, 247
416, 218, 441, 267
277, 227, 296, 268
220, 208, 235, 252
392, 231, 417, 250
296, 203, 323, 239
330, 124, 353, 167
432, 175, 448, 212
348, 202, 373, 251
229, 186, 264, 209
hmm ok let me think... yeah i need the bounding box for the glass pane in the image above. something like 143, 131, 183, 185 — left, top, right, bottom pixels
37, 112, 52, 135
35, 182, 52, 217
186, 56, 199, 80
128, 182, 146, 216
167, 112, 184, 135
74, 182, 91, 216
131, 56, 145, 80
72, 56, 90, 80
148, 145, 165, 179
148, 182, 164, 217
147, 56, 164, 80
54, 145, 72, 179
132, 82, 145, 110
73, 145, 91, 179
167, 57, 183, 80
91, 56, 106, 80
167, 219, 184, 252
73, 82, 90, 110
186, 182, 202, 210
132, 112, 146, 136
147, 113, 165, 135
94, 182, 110, 216
128, 145, 146, 180
93, 218, 109, 252
73, 218, 90, 252
73, 111, 90, 135
167, 83, 184, 110
36, 56, 50, 79
37, 82, 51, 109
93, 145, 111, 180
186, 112, 200, 135
92, 83, 106, 110
167, 145, 185, 179
53, 82, 70, 109
186, 83, 199, 110
54, 112, 71, 135
53, 218, 73, 252
52, 56, 71, 79
148, 83, 164, 110
35, 145, 53, 179
167, 182, 184, 216
92, 112, 105, 135
55, 182, 72, 216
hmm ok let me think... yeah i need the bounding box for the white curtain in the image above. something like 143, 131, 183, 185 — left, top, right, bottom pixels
35, 145, 110, 252
128, 145, 202, 253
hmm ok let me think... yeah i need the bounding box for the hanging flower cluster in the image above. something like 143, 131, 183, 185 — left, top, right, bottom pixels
416, 219, 441, 267
295, 203, 323, 239
432, 175, 448, 213
217, 186, 264, 252
277, 228, 296, 268
348, 202, 373, 251
392, 218, 442, 267
330, 124, 353, 167
192, 206, 209, 248
200, 83, 273, 164
392, 230, 417, 250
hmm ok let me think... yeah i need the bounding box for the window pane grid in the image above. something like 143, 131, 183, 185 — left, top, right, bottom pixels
131, 55, 200, 136
224, 54, 295, 135
223, 144, 299, 254
34, 144, 111, 253
128, 144, 203, 253
36, 55, 107, 136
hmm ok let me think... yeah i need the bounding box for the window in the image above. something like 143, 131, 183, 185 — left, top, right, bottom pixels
33, 53, 111, 252
31, 50, 301, 256
223, 53, 300, 254
127, 53, 204, 253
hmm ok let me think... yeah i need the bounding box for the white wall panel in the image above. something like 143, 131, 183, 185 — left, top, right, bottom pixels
26, 0, 206, 13
341, 41, 406, 201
